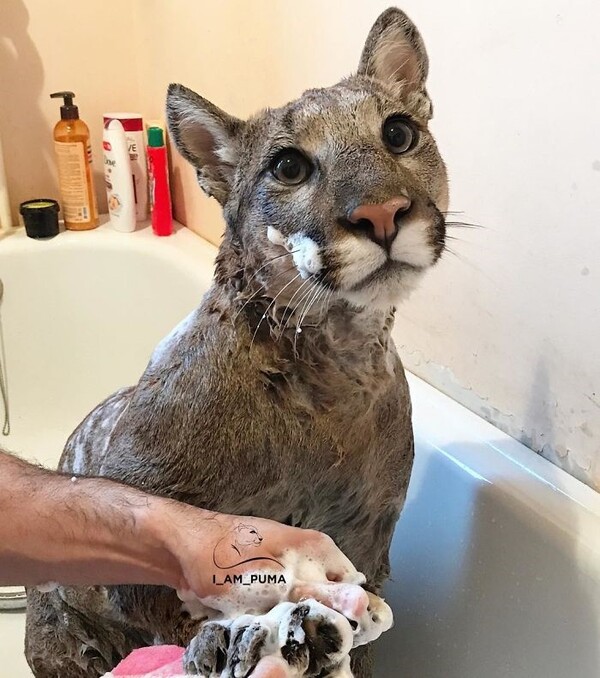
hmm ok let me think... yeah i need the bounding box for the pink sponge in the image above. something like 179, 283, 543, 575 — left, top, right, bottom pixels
106, 646, 295, 677
106, 647, 296, 677
108, 645, 185, 676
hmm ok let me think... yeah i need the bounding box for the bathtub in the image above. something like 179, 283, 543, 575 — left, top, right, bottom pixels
1, 221, 599, 677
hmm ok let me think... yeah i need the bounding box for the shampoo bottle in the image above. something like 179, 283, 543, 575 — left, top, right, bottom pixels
50, 91, 98, 230
103, 113, 148, 221
103, 120, 136, 233
147, 127, 172, 236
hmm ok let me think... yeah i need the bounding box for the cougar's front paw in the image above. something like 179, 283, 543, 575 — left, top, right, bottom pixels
184, 600, 354, 677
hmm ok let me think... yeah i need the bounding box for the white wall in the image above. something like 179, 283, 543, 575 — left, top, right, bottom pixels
4, 1, 600, 489
0, 0, 140, 218
392, 0, 600, 489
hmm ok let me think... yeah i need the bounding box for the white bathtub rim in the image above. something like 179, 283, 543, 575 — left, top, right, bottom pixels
407, 373, 600, 568
1, 218, 217, 289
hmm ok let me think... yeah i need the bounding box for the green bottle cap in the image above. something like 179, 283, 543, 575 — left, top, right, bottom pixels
147, 126, 164, 147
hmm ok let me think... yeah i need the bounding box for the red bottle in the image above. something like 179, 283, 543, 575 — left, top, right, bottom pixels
147, 126, 173, 236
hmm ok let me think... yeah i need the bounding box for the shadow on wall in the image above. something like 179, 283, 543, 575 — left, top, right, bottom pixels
374, 439, 599, 678
0, 0, 54, 221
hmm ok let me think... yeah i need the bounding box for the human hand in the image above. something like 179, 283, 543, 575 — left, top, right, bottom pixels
155, 502, 364, 606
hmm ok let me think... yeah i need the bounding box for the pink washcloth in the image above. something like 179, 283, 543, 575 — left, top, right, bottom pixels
106, 646, 294, 677
108, 645, 185, 677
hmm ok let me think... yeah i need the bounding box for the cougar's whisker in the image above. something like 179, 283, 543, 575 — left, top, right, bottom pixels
241, 249, 299, 288
276, 276, 316, 343
232, 264, 298, 324
292, 283, 325, 355
249, 273, 302, 350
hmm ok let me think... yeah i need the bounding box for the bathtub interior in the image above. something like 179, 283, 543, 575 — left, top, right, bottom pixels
375, 375, 600, 677
0, 224, 212, 469
1, 225, 600, 677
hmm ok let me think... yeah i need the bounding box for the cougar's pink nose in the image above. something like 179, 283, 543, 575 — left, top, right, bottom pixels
349, 196, 412, 249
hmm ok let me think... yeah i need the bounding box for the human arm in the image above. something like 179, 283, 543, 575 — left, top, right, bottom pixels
0, 450, 357, 598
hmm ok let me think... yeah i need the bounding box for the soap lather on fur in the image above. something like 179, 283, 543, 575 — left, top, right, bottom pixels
25, 7, 448, 678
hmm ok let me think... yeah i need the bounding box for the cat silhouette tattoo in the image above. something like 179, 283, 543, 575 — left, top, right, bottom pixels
212, 524, 284, 570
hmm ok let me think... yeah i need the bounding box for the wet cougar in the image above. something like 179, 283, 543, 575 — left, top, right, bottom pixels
25, 7, 448, 677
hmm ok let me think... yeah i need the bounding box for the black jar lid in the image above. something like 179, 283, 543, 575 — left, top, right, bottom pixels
19, 199, 60, 239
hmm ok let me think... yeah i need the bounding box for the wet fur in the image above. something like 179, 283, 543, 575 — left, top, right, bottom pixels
25, 8, 448, 678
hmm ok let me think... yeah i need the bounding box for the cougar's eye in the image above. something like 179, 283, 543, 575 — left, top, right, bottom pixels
271, 149, 312, 185
382, 116, 417, 154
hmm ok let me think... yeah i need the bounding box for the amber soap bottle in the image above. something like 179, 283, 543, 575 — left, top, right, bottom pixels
50, 91, 98, 230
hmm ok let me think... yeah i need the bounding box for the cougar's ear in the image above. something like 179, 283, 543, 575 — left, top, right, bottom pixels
358, 8, 429, 95
167, 83, 245, 205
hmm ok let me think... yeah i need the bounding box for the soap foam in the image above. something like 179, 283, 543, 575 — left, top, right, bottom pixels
36, 581, 59, 593
187, 600, 354, 676
266, 227, 324, 280
148, 309, 196, 366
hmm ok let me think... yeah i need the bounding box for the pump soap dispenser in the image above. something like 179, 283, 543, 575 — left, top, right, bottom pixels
50, 91, 98, 230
